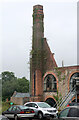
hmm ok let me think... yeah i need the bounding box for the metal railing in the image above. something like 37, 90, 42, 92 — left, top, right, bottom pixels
54, 86, 76, 110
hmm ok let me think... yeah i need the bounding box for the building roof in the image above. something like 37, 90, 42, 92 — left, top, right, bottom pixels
12, 91, 30, 98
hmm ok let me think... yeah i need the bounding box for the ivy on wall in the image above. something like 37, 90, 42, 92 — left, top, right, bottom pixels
30, 46, 47, 72
54, 67, 66, 82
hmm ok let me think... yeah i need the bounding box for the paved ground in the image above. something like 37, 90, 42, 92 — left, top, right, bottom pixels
26, 118, 52, 120
32, 119, 51, 120
31, 118, 52, 120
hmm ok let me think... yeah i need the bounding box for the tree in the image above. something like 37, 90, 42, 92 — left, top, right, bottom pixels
2, 79, 17, 100
2, 71, 16, 84
2, 71, 29, 101
16, 77, 29, 93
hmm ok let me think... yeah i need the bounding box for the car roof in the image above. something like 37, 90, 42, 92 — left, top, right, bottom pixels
25, 102, 45, 104
11, 105, 26, 106
69, 102, 79, 105
66, 106, 79, 108
9, 105, 29, 108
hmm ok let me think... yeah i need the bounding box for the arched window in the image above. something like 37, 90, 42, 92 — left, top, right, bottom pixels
45, 98, 57, 107
44, 74, 57, 92
70, 72, 79, 90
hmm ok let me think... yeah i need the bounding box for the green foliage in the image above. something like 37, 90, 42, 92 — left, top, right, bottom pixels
30, 48, 47, 72
2, 71, 29, 101
54, 67, 62, 81
62, 74, 66, 81
53, 90, 59, 101
0, 101, 2, 114
30, 49, 42, 69
2, 101, 14, 112
54, 67, 66, 82
2, 71, 15, 84
16, 77, 29, 93
2, 80, 16, 101
53, 90, 62, 105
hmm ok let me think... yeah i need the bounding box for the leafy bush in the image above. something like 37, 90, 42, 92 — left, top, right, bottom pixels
2, 71, 29, 101
2, 101, 10, 112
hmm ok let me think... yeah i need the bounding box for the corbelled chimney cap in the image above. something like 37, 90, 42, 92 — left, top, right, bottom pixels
33, 4, 43, 9
33, 4, 43, 7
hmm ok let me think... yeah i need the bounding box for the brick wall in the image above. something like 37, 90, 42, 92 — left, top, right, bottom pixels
43, 38, 57, 73
43, 66, 79, 102
10, 97, 29, 105
11, 97, 23, 105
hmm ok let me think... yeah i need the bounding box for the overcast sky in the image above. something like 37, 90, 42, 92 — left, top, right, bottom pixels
0, 0, 78, 79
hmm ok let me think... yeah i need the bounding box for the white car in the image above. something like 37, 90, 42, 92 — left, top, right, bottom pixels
24, 102, 58, 119
0, 115, 9, 120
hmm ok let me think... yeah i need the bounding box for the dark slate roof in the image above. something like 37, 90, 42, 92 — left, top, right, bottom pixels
12, 91, 30, 98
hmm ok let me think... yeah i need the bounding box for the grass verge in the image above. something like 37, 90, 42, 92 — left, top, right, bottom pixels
2, 101, 11, 112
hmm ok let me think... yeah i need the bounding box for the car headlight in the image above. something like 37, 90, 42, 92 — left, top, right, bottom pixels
43, 109, 47, 111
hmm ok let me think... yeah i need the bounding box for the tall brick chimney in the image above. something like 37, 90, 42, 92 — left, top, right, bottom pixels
30, 5, 44, 101
32, 5, 44, 50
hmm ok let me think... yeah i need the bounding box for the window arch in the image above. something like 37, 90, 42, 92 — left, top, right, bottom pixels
45, 98, 57, 107
70, 72, 79, 90
44, 74, 57, 92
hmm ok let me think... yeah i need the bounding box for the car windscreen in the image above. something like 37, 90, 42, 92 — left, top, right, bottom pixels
37, 103, 51, 108
19, 106, 28, 109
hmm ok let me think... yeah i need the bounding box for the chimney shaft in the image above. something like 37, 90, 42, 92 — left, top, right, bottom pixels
32, 5, 44, 50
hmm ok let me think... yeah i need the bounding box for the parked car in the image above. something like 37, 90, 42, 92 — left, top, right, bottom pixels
67, 102, 79, 107
2, 105, 35, 120
24, 102, 58, 119
0, 115, 9, 120
53, 106, 79, 120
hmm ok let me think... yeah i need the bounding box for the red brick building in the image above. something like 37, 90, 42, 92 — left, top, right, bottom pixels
30, 5, 79, 108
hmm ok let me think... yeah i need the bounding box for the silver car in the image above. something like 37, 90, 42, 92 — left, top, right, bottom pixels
24, 102, 58, 119
0, 115, 9, 120
2, 105, 35, 120
54, 106, 79, 120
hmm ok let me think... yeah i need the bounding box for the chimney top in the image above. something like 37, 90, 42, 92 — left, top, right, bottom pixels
33, 5, 43, 11
33, 4, 43, 15
33, 4, 43, 8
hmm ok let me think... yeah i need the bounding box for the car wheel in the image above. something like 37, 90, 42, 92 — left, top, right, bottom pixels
49, 117, 53, 120
14, 115, 18, 120
29, 118, 32, 120
38, 112, 43, 119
